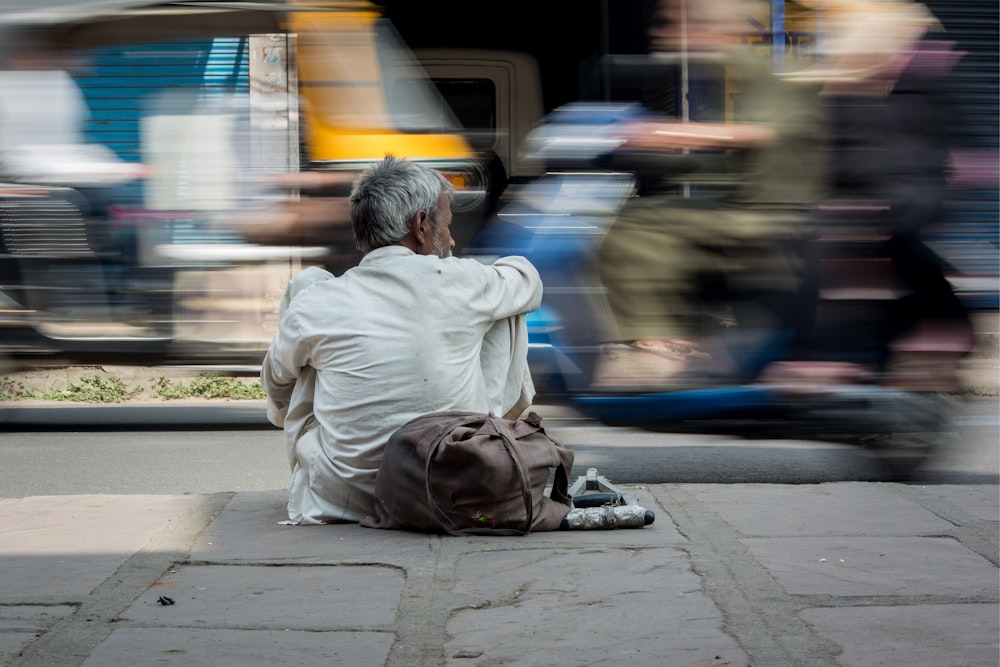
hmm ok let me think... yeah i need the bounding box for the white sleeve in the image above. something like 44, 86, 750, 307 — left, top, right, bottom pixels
262, 268, 330, 426
470, 255, 543, 320
475, 256, 542, 417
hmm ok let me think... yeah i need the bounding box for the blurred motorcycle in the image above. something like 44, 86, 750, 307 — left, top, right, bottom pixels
465, 102, 967, 477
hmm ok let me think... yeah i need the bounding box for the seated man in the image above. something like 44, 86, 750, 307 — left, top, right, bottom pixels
261, 155, 543, 524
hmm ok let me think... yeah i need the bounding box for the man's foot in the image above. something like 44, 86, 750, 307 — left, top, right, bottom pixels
884, 353, 963, 392
889, 319, 975, 355
758, 361, 877, 395
589, 343, 684, 391
885, 320, 974, 392
631, 338, 711, 359
589, 339, 725, 393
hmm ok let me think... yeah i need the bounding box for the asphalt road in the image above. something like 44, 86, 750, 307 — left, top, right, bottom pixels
0, 398, 996, 497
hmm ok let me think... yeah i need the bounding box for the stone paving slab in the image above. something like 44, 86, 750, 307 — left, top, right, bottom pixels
800, 604, 1000, 667
186, 491, 440, 563
904, 484, 1000, 522
444, 547, 747, 667
0, 606, 74, 664
123, 564, 404, 629
0, 495, 206, 600
80, 627, 393, 667
742, 536, 999, 597
676, 483, 960, 536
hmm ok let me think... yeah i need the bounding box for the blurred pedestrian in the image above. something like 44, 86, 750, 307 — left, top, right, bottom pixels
789, 0, 974, 388
260, 155, 542, 524
0, 30, 146, 207
0, 30, 147, 311
592, 0, 827, 390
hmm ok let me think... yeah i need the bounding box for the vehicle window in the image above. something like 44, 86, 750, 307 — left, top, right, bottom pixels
388, 78, 463, 133
429, 78, 497, 133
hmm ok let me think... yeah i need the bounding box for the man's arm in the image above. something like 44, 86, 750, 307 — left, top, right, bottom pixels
619, 119, 777, 152
261, 341, 298, 428
261, 268, 331, 427
466, 256, 540, 417
472, 255, 543, 321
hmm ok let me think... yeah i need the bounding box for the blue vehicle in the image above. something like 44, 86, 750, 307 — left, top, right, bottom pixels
465, 103, 970, 477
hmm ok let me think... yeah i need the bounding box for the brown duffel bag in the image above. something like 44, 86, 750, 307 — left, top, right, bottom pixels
360, 411, 574, 535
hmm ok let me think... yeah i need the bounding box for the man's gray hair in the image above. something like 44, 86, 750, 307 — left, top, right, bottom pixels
349, 155, 454, 252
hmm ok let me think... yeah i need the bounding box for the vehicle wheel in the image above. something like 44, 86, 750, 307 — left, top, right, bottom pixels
862, 392, 955, 479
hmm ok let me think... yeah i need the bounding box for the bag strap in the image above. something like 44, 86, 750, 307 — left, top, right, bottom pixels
493, 418, 575, 528
490, 417, 536, 533
509, 414, 574, 507
490, 417, 575, 525
423, 414, 480, 535
424, 414, 534, 536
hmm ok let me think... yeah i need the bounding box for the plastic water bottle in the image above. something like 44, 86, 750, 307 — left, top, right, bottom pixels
560, 505, 655, 530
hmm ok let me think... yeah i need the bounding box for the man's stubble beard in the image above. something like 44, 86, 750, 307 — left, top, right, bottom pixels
432, 235, 451, 259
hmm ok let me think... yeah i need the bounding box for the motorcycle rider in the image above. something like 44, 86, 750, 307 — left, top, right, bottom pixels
0, 30, 146, 210
782, 0, 975, 390
592, 0, 828, 390
0, 30, 147, 315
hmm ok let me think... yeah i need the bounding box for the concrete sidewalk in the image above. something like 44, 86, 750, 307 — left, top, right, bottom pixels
2, 482, 997, 666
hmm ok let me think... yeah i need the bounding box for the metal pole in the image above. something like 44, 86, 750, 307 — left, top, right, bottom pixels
680, 0, 689, 122
771, 0, 786, 71
601, 0, 610, 101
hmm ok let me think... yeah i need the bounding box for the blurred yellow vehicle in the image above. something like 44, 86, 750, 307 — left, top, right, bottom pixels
0, 1, 487, 369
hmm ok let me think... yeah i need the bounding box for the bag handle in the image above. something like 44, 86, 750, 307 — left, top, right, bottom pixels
424, 414, 534, 536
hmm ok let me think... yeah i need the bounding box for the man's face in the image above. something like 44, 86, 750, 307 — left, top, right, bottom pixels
649, 0, 680, 51
649, 0, 737, 52
428, 192, 454, 259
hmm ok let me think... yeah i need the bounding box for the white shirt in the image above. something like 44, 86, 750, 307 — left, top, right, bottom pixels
261, 246, 543, 524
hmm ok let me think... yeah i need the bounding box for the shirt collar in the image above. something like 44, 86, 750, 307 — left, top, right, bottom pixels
359, 245, 417, 267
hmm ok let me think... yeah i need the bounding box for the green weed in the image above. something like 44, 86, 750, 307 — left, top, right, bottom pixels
1, 371, 265, 403
0, 377, 35, 401
153, 374, 265, 401
38, 375, 142, 403
151, 376, 190, 400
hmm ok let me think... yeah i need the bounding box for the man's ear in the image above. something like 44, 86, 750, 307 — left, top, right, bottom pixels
409, 209, 429, 246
